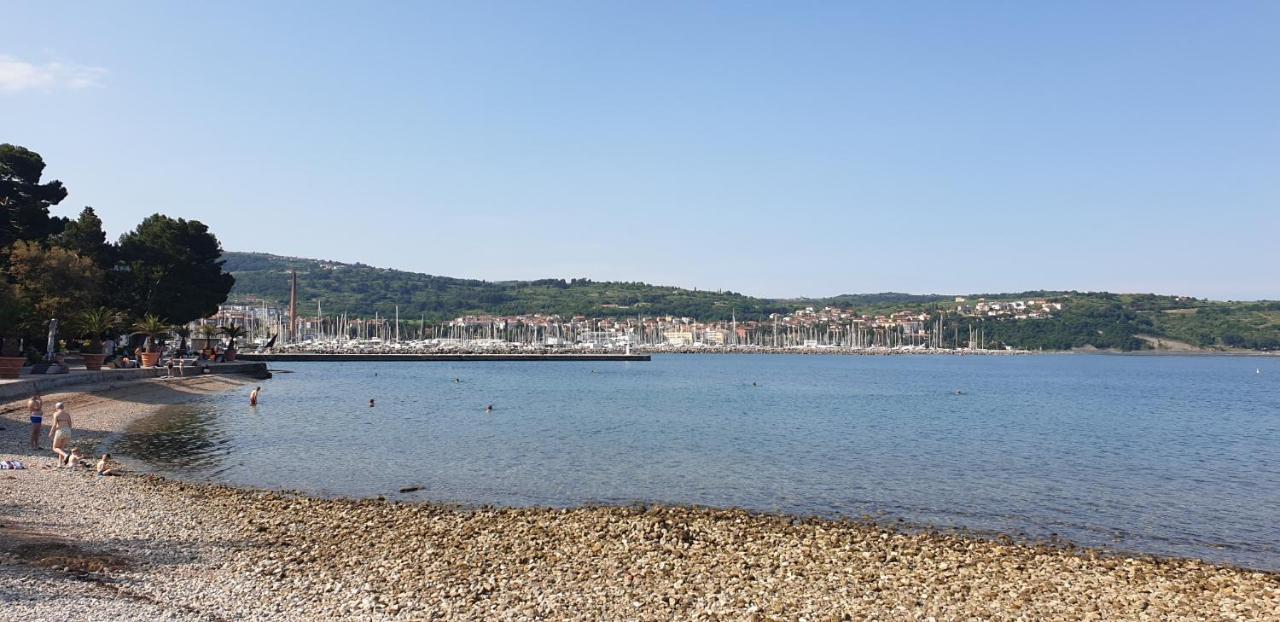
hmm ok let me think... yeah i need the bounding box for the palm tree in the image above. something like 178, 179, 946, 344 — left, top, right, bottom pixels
76, 307, 124, 351
197, 323, 218, 342
132, 314, 173, 354
219, 323, 247, 352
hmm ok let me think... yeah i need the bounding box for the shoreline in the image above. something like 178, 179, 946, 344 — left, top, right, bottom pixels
3, 380, 1278, 619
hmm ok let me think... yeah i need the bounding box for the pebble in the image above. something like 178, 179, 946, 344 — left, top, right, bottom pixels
3, 378, 1279, 620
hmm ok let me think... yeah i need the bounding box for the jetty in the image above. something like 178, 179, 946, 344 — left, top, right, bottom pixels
236, 353, 649, 362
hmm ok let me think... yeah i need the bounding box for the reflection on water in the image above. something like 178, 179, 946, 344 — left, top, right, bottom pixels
114, 354, 1280, 570
115, 406, 232, 474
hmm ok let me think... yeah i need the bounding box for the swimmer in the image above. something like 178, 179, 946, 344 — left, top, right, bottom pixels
453, 378, 461, 383
369, 399, 376, 408
485, 404, 493, 413
249, 386, 260, 406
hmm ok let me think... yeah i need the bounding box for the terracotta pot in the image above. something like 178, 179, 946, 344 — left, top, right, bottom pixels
140, 352, 162, 367
0, 356, 24, 379
82, 353, 107, 371
225, 351, 238, 362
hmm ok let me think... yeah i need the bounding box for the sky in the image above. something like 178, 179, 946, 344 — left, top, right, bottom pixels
2, 2, 1277, 300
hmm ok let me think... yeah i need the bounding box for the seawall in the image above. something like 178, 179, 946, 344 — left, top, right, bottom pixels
0, 361, 271, 402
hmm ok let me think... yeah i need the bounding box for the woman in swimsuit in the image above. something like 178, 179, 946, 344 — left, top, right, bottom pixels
48, 402, 73, 466
28, 392, 43, 449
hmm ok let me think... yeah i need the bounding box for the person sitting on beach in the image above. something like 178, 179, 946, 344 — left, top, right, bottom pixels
96, 453, 117, 477
28, 391, 44, 449
65, 447, 84, 469
48, 402, 73, 466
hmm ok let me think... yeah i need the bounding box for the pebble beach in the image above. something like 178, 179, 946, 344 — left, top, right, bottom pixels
2, 378, 1278, 621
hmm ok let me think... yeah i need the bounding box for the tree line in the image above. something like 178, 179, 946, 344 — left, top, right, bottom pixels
1, 144, 235, 361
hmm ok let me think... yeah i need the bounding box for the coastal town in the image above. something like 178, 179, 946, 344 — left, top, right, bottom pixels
202, 293, 1065, 354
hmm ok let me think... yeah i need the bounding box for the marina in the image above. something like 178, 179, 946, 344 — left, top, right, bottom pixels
237, 352, 650, 362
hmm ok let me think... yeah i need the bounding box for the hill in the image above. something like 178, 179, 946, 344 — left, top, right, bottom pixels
221, 252, 1280, 351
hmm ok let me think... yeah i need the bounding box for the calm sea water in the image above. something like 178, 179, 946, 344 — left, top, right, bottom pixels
113, 355, 1280, 569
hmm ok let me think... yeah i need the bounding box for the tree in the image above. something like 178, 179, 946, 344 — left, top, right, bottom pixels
132, 314, 173, 353
196, 324, 219, 353
75, 306, 124, 350
113, 214, 235, 324
219, 323, 247, 352
7, 241, 104, 338
0, 144, 69, 249
0, 279, 24, 356
56, 206, 113, 268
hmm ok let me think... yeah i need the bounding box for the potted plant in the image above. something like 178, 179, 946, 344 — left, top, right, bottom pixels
75, 307, 123, 371
132, 314, 172, 367
0, 281, 27, 379
197, 324, 218, 356
219, 323, 246, 362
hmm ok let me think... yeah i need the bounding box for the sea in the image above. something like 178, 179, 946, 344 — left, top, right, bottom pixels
112, 354, 1280, 570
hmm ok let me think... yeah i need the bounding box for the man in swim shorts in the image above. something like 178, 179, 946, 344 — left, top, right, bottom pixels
28, 391, 43, 449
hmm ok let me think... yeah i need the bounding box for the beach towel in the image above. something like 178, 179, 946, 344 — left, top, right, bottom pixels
0, 460, 27, 469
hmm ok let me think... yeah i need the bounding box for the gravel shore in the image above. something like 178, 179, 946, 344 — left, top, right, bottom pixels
3, 378, 1278, 620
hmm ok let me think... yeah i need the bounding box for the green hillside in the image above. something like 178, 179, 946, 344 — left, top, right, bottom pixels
222, 252, 1280, 351
223, 252, 793, 321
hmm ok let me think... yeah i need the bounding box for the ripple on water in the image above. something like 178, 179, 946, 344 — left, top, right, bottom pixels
114, 354, 1280, 570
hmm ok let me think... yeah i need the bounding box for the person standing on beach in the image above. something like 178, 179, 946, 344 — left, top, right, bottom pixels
48, 402, 73, 466
27, 392, 44, 449
250, 387, 260, 406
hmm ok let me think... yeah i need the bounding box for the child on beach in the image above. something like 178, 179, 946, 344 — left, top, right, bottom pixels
96, 453, 117, 477
65, 447, 84, 469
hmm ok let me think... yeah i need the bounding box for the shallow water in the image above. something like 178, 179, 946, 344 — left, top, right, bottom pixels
114, 354, 1280, 569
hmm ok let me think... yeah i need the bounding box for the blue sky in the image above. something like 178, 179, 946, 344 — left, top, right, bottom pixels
3, 2, 1276, 299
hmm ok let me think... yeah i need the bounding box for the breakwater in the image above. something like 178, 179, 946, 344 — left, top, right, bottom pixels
236, 353, 650, 362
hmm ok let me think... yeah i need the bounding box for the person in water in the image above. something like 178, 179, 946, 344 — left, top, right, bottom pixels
250, 386, 260, 406
369, 398, 376, 407
28, 391, 44, 449
485, 404, 493, 413
48, 403, 73, 466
